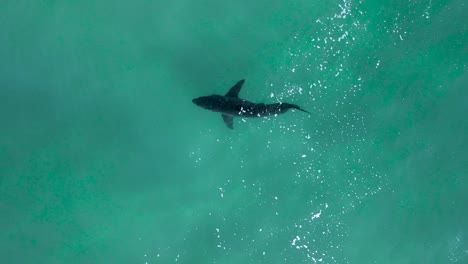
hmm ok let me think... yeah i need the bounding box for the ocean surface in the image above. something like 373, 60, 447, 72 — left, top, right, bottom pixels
0, 0, 467, 263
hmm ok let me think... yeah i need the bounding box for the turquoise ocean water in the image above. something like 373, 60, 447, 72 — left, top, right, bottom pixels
1, 0, 467, 263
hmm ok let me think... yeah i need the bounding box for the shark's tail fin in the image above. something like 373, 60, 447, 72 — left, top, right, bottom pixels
289, 104, 311, 114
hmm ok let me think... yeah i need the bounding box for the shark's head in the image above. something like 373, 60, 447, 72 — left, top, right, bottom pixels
192, 95, 225, 111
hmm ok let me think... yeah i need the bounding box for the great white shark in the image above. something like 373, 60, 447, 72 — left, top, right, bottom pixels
192, 79, 310, 129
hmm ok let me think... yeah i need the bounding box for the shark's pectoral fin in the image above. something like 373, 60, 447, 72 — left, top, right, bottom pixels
225, 79, 245, 98
222, 114, 234, 129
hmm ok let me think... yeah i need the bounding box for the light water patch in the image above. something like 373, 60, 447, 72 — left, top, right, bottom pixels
257, 0, 387, 262
423, 0, 433, 19
449, 231, 468, 263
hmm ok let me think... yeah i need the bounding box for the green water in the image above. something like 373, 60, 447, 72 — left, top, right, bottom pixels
1, 0, 467, 263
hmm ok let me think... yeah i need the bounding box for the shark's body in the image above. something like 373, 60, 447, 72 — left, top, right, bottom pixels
192, 79, 310, 129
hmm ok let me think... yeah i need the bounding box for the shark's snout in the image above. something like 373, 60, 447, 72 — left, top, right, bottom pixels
193, 95, 217, 107
192, 97, 201, 106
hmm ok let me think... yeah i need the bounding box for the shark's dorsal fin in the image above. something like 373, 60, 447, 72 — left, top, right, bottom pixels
225, 79, 245, 98
222, 114, 234, 129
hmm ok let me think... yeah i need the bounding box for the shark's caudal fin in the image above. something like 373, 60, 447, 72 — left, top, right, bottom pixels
296, 107, 311, 114
225, 79, 245, 98
222, 114, 234, 129
290, 104, 311, 114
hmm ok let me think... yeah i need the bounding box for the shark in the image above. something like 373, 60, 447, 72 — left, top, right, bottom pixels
192, 79, 310, 129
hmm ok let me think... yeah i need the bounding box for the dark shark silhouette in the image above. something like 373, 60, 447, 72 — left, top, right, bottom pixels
192, 79, 310, 129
